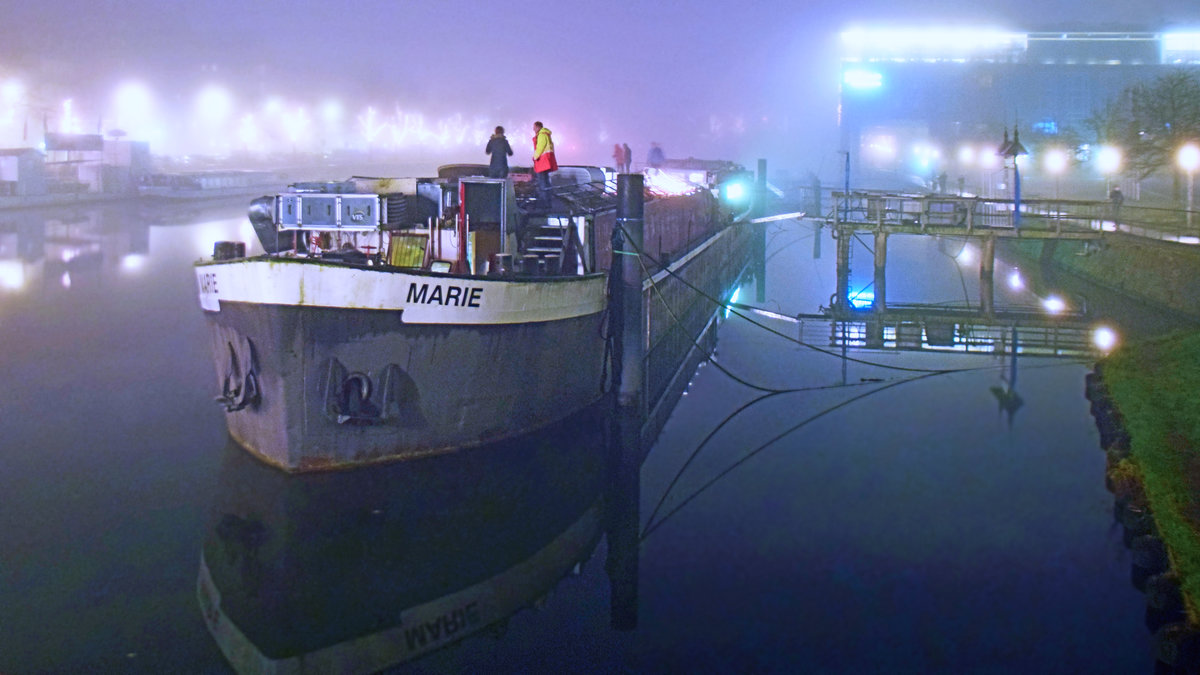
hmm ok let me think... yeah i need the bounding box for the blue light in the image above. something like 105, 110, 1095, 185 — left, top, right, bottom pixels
725, 287, 741, 318
1032, 119, 1058, 135
723, 182, 747, 202
849, 289, 874, 309
843, 69, 883, 89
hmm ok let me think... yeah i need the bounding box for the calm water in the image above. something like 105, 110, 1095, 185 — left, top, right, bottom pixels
0, 202, 1161, 673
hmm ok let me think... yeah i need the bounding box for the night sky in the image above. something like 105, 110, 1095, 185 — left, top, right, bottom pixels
3, 0, 1200, 171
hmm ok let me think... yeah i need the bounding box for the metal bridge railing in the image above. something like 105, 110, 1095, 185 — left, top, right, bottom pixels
827, 317, 1096, 357
831, 190, 1200, 243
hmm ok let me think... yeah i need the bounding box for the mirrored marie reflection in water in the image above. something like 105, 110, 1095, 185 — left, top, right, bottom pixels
198, 403, 638, 673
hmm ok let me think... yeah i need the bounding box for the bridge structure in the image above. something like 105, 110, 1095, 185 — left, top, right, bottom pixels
815, 190, 1162, 357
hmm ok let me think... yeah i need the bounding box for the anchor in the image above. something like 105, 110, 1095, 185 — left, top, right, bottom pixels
217, 339, 261, 412
322, 360, 415, 426
335, 372, 381, 424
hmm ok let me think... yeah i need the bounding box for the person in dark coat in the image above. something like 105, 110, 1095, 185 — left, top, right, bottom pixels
621, 143, 632, 173
647, 142, 664, 169
485, 126, 514, 178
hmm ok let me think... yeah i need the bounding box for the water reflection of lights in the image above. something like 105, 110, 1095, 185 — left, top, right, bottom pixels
1007, 269, 1024, 290
1042, 295, 1066, 314
955, 245, 974, 265
1093, 326, 1118, 352
61, 272, 71, 289
0, 260, 25, 290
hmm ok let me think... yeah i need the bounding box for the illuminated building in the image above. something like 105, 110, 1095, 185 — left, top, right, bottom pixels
838, 28, 1200, 189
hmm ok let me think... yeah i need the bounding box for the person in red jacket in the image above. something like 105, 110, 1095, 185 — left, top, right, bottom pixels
532, 121, 557, 209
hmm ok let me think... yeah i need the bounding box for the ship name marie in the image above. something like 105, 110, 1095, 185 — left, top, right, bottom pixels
405, 282, 483, 308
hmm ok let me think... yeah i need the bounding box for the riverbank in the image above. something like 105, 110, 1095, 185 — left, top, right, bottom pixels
1093, 330, 1200, 668
1005, 236, 1200, 323
1004, 228, 1200, 667
1101, 331, 1200, 612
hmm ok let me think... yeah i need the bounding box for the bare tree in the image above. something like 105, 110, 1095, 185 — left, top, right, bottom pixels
1089, 72, 1200, 194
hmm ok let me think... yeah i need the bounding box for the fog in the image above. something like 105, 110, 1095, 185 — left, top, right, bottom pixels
2, 0, 1199, 176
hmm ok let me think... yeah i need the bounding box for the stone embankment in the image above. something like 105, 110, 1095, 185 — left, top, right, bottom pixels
1087, 363, 1200, 673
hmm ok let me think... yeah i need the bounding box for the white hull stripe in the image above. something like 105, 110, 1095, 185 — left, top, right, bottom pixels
196, 260, 607, 325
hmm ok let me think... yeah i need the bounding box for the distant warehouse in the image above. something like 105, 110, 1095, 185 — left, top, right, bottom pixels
837, 28, 1200, 194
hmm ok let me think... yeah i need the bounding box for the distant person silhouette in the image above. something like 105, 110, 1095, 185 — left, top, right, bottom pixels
647, 142, 664, 169
485, 126, 513, 178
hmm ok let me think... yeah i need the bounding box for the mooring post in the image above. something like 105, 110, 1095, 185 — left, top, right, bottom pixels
615, 173, 645, 409
835, 230, 851, 310
980, 235, 996, 315
866, 229, 887, 348
842, 151, 851, 223
873, 230, 887, 311
605, 404, 641, 630
755, 159, 768, 303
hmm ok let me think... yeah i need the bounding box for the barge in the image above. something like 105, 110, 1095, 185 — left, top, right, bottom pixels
194, 163, 743, 471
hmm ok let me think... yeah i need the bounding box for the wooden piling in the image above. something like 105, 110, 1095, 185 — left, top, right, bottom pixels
980, 235, 995, 315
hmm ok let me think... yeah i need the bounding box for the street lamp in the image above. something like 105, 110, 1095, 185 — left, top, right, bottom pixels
112, 81, 155, 141
1096, 145, 1122, 194
1177, 142, 1200, 229
979, 147, 999, 197
1044, 148, 1069, 199
999, 126, 1027, 227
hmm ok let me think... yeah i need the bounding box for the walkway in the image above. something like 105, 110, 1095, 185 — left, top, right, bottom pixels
831, 191, 1200, 244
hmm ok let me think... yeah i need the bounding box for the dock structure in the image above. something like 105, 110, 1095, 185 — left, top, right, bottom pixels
830, 191, 1115, 317
814, 305, 1096, 357
832, 191, 1113, 239
737, 302, 1100, 358
813, 190, 1125, 357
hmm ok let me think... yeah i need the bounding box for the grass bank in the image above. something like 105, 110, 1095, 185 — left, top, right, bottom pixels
1103, 330, 1200, 621
1004, 237, 1200, 322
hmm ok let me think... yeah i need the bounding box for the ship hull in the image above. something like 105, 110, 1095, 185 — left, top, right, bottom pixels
197, 407, 609, 672
197, 259, 609, 471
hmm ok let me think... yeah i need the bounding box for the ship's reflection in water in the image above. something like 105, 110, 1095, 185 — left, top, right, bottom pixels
198, 402, 639, 673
